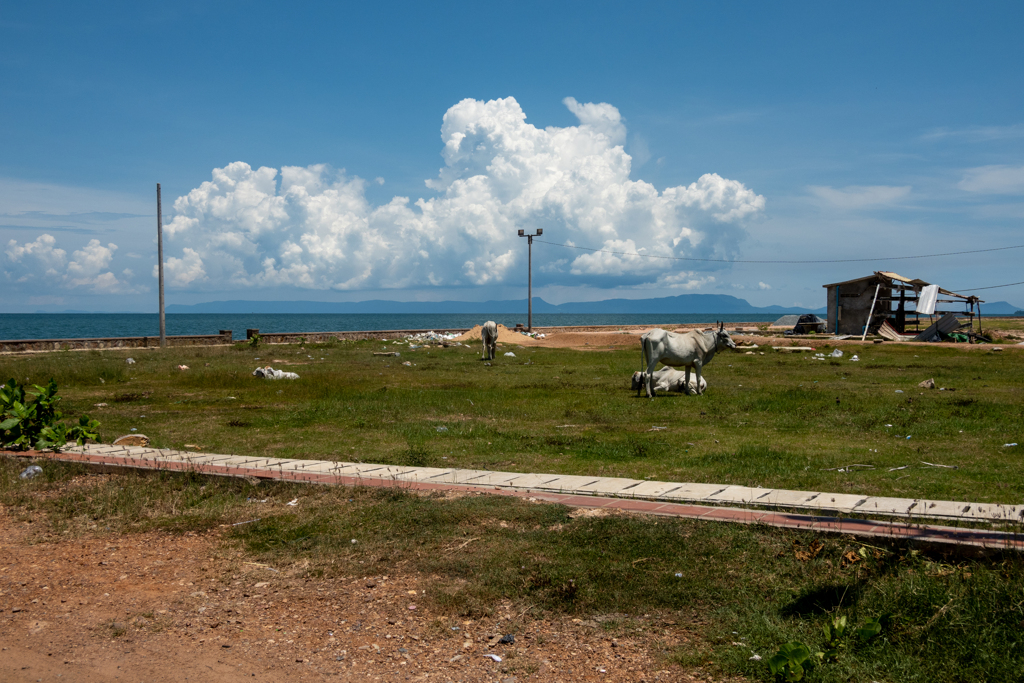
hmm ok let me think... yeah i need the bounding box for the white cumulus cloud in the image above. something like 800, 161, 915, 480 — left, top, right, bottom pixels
160, 96, 765, 292
958, 165, 1024, 194
4, 234, 136, 293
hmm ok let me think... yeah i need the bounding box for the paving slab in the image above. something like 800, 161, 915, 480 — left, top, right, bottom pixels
490, 473, 562, 489
795, 492, 869, 512
623, 481, 686, 498
430, 469, 498, 485
707, 486, 777, 505
855, 497, 929, 517
530, 475, 604, 493
391, 467, 458, 482
659, 483, 732, 502
577, 477, 646, 495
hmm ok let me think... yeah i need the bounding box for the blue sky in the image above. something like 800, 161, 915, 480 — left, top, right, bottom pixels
2, 1, 1022, 312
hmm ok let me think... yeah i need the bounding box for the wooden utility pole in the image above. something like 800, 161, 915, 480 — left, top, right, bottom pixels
157, 183, 166, 348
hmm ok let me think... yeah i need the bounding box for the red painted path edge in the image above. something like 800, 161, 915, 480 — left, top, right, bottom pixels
5, 449, 1023, 551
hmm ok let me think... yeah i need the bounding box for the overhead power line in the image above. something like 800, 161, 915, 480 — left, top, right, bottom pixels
533, 239, 1024, 265
955, 280, 1024, 292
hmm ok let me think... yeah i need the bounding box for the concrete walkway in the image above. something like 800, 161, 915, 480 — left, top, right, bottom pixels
9, 443, 1024, 551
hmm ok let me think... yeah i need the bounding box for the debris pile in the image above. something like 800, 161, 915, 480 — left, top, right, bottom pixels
404, 330, 462, 343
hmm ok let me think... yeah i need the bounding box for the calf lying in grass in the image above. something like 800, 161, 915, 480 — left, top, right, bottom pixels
252, 366, 300, 380
631, 367, 706, 395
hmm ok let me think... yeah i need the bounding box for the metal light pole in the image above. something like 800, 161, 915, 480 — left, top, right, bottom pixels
517, 228, 542, 331
157, 183, 166, 348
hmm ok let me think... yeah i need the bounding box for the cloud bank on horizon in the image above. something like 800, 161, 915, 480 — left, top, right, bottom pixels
5, 96, 766, 298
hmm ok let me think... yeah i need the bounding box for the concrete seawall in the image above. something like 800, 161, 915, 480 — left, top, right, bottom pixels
0, 323, 762, 354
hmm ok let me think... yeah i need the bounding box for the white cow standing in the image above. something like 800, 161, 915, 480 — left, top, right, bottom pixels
481, 320, 498, 360
631, 367, 707, 395
639, 323, 736, 398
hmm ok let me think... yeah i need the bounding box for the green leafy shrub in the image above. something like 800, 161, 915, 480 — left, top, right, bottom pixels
769, 641, 815, 681
1, 378, 100, 451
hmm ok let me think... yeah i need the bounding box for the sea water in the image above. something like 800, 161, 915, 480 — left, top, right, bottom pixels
0, 313, 780, 341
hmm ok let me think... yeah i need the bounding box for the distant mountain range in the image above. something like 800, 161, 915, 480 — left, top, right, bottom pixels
165, 294, 827, 315
17, 296, 1021, 316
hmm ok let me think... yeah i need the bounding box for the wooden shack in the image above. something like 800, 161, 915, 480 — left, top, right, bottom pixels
822, 271, 982, 336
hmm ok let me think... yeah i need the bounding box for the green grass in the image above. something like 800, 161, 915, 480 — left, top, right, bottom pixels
3, 339, 1023, 504
4, 456, 1024, 682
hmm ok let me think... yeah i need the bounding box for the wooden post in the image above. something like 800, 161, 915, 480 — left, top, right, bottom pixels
861, 283, 881, 341
157, 183, 166, 349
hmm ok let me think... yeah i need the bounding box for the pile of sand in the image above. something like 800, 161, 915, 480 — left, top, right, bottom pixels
454, 323, 544, 345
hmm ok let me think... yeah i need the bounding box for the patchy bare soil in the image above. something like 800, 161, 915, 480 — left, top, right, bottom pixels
0, 510, 718, 683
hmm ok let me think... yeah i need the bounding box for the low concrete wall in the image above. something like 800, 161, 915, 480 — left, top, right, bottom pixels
255, 329, 471, 344
0, 331, 233, 353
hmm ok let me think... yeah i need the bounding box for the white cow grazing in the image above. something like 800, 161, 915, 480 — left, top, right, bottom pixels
481, 320, 498, 360
631, 367, 707, 394
639, 323, 736, 398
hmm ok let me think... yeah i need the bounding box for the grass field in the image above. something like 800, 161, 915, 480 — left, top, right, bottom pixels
4, 337, 1024, 681
3, 336, 1022, 504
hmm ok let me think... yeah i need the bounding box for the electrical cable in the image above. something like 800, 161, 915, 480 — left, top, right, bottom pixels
532, 238, 1024, 264
955, 280, 1024, 292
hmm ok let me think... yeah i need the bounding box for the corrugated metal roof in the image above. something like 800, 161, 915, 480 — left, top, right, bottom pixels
822, 271, 979, 301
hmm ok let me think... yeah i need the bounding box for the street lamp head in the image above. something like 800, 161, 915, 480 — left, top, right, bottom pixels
536, 228, 543, 236
518, 229, 524, 236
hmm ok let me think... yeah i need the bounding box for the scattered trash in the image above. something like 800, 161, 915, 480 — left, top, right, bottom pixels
484, 362, 491, 366
918, 378, 936, 389
921, 461, 958, 469
125, 358, 136, 364
406, 330, 461, 343
436, 426, 448, 433
19, 465, 43, 480
906, 435, 912, 439
674, 572, 683, 578
850, 355, 860, 361
177, 365, 189, 370
372, 352, 401, 357
885, 424, 893, 427
351, 539, 357, 544
482, 654, 502, 662
749, 654, 762, 661
94, 402, 108, 407
829, 349, 843, 358
231, 518, 261, 526
895, 390, 904, 393
286, 499, 299, 506
498, 634, 514, 644
825, 464, 874, 472
647, 426, 667, 432
1004, 443, 1019, 447
252, 366, 300, 380
888, 465, 910, 471
402, 361, 412, 366
504, 352, 516, 357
